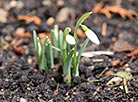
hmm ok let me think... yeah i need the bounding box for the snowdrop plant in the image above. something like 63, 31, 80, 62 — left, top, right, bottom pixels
33, 11, 100, 85
72, 12, 100, 76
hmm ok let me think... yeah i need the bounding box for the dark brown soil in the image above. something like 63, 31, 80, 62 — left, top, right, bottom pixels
0, 0, 138, 102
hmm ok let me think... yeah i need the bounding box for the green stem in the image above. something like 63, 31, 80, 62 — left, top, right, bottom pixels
73, 11, 92, 76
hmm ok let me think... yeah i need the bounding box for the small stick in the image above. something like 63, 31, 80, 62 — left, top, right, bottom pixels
101, 22, 107, 36
123, 78, 129, 94
97, 66, 108, 78
93, 87, 100, 96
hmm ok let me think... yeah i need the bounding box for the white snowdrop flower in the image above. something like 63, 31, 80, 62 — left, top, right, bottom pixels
66, 34, 76, 45
81, 25, 100, 45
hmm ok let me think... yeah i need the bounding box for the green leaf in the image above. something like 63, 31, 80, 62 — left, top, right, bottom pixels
33, 30, 41, 58
77, 38, 89, 62
33, 30, 43, 69
63, 49, 74, 85
51, 25, 59, 57
40, 39, 47, 70
53, 25, 59, 40
47, 40, 54, 68
73, 38, 89, 76
33, 30, 38, 52
59, 30, 64, 50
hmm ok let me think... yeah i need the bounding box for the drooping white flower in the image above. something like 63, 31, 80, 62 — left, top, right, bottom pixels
81, 25, 100, 45
65, 34, 76, 45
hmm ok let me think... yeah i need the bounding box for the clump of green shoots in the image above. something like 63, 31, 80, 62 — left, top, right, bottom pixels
33, 12, 100, 85
33, 31, 54, 70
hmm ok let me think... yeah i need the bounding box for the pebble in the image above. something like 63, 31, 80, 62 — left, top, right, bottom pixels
20, 98, 27, 102
56, 7, 75, 23
0, 8, 8, 23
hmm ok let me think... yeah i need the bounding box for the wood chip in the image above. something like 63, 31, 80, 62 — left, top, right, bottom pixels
104, 70, 113, 77
18, 15, 41, 25
12, 46, 26, 54
92, 1, 138, 19
46, 17, 55, 25
101, 22, 107, 36
124, 49, 138, 58
92, 1, 104, 13
111, 60, 121, 67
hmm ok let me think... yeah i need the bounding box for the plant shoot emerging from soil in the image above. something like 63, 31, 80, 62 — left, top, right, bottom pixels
33, 12, 100, 85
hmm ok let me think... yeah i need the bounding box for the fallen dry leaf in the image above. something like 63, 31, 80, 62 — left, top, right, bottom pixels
18, 15, 41, 25
113, 39, 135, 52
124, 49, 138, 58
92, 2, 138, 19
111, 60, 121, 67
103, 5, 137, 19
111, 59, 124, 67
104, 70, 113, 77
92, 1, 104, 13
100, 8, 112, 18
12, 46, 26, 54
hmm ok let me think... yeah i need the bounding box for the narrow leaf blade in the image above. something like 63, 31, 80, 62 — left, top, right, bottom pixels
63, 49, 74, 85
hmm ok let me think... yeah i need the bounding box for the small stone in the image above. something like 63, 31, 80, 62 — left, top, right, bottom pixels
57, 0, 64, 7
0, 90, 4, 96
56, 7, 75, 23
20, 98, 27, 102
42, 0, 52, 6
5, 35, 12, 42
0, 8, 8, 23
14, 27, 25, 38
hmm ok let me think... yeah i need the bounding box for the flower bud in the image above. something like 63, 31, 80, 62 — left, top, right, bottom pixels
66, 34, 76, 45
81, 25, 100, 45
